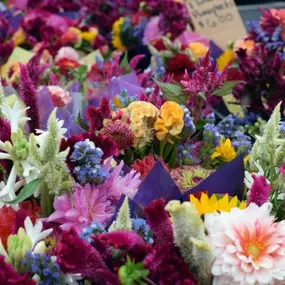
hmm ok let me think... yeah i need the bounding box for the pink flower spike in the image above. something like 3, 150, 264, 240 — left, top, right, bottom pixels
248, 175, 271, 206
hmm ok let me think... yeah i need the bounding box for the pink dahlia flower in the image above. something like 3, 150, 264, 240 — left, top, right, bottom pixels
143, 16, 163, 45
100, 160, 141, 201
47, 86, 72, 107
48, 184, 113, 233
55, 47, 80, 63
205, 203, 285, 285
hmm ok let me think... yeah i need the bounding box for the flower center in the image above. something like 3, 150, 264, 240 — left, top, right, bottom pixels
247, 244, 261, 259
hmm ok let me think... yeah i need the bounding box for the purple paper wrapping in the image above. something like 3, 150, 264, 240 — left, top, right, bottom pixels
182, 155, 245, 201
133, 161, 181, 207
210, 41, 224, 59
89, 72, 143, 106
37, 87, 85, 137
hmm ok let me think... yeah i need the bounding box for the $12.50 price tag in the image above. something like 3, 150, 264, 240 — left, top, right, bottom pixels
186, 0, 246, 50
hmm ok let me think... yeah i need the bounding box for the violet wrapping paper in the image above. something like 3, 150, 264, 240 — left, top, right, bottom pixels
209, 41, 224, 59
37, 87, 85, 137
133, 161, 181, 207
182, 155, 245, 201
89, 72, 143, 106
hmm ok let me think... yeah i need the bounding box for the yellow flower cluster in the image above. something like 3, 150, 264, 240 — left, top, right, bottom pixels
154, 101, 184, 143
217, 49, 235, 72
188, 42, 208, 59
211, 137, 236, 162
62, 27, 98, 45
123, 102, 159, 148
112, 17, 126, 52
12, 28, 26, 46
190, 193, 247, 215
81, 27, 98, 43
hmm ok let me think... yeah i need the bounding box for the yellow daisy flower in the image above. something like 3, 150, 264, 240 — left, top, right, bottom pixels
211, 137, 237, 162
190, 193, 247, 215
217, 49, 235, 72
112, 17, 126, 52
81, 28, 98, 43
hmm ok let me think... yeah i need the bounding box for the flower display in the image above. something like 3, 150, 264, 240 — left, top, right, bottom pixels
2, 1, 285, 284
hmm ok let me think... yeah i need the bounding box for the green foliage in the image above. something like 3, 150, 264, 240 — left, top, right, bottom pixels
118, 256, 149, 285
154, 80, 188, 105
6, 179, 41, 205
120, 53, 131, 74
214, 81, 242, 97
75, 112, 89, 131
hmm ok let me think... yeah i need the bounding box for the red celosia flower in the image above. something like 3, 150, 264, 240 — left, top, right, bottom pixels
167, 53, 194, 82
144, 199, 173, 244
27, 47, 44, 87
19, 64, 40, 133
55, 228, 119, 284
101, 120, 134, 150
0, 117, 11, 142
131, 154, 169, 180
0, 255, 36, 285
0, 41, 14, 66
86, 98, 112, 132
248, 175, 271, 207
260, 9, 281, 36
153, 39, 166, 51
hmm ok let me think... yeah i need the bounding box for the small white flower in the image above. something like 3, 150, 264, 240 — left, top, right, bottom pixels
1, 101, 30, 133
24, 217, 53, 249
21, 159, 41, 184
64, 274, 82, 285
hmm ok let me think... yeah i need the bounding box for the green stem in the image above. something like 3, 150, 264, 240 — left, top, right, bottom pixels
159, 141, 166, 158
142, 277, 157, 285
40, 184, 53, 217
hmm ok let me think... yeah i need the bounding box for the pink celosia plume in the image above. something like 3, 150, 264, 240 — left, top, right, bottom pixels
248, 175, 271, 206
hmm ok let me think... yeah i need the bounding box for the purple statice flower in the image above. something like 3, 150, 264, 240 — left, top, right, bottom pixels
181, 51, 227, 102
22, 251, 65, 285
71, 139, 109, 185
203, 123, 221, 146
232, 131, 252, 155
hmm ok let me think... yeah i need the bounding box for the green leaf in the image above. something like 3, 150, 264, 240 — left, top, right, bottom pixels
75, 112, 89, 131
120, 53, 131, 74
78, 65, 88, 74
6, 179, 41, 205
198, 92, 207, 101
214, 81, 243, 97
154, 79, 188, 105
196, 119, 211, 130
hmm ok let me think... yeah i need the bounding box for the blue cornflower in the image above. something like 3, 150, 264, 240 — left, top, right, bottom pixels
71, 139, 109, 185
181, 106, 196, 135
131, 218, 153, 244
80, 221, 106, 242
232, 131, 252, 154
22, 251, 65, 285
204, 124, 221, 146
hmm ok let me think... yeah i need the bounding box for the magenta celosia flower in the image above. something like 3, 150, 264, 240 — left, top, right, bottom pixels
48, 183, 113, 233
0, 117, 11, 142
101, 120, 134, 150
144, 199, 173, 244
181, 51, 227, 99
55, 228, 119, 284
19, 64, 40, 133
99, 160, 141, 202
248, 174, 271, 206
0, 255, 35, 285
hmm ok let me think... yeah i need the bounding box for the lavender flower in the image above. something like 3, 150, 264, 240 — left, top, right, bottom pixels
232, 131, 252, 155
181, 106, 196, 134
23, 251, 65, 285
203, 123, 221, 146
71, 139, 109, 185
177, 143, 200, 166
217, 114, 237, 138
